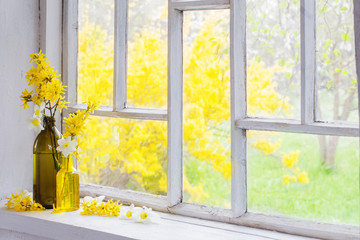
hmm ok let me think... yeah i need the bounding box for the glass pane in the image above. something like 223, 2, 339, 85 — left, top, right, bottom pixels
78, 0, 114, 106
316, 0, 358, 123
79, 116, 167, 196
127, 0, 167, 108
247, 0, 301, 119
248, 131, 359, 225
183, 10, 231, 209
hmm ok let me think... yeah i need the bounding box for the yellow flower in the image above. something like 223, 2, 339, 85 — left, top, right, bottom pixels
57, 136, 78, 157
297, 171, 309, 184
33, 102, 45, 118
29, 50, 47, 64
43, 78, 65, 104
31, 93, 43, 105
58, 100, 69, 112
127, 210, 133, 218
281, 151, 300, 168
26, 116, 44, 134
25, 66, 42, 86
252, 139, 281, 155
82, 96, 100, 113
283, 175, 296, 185
80, 199, 98, 215
63, 102, 99, 138
135, 206, 160, 223
24, 50, 66, 109
140, 211, 148, 220
20, 89, 33, 109
22, 102, 30, 109
5, 190, 44, 212
63, 110, 86, 137
80, 198, 121, 217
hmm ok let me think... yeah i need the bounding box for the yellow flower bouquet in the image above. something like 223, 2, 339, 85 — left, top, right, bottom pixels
20, 50, 98, 211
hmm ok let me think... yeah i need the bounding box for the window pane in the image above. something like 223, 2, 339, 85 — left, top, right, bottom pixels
248, 131, 359, 225
247, 0, 300, 119
183, 10, 231, 209
79, 116, 167, 196
78, 0, 114, 106
127, 0, 167, 109
316, 0, 358, 123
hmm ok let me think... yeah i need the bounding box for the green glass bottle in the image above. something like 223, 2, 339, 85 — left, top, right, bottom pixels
33, 116, 61, 209
56, 154, 80, 211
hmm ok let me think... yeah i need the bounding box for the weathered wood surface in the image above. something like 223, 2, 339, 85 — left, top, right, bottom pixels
62, 0, 78, 105
236, 118, 359, 137
80, 184, 360, 240
230, 0, 247, 217
170, 0, 230, 10
0, 199, 318, 240
354, 0, 360, 123
64, 104, 167, 121
300, 0, 316, 124
167, 6, 184, 206
113, 0, 127, 111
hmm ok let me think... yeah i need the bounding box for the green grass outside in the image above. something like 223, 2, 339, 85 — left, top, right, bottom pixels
185, 132, 359, 225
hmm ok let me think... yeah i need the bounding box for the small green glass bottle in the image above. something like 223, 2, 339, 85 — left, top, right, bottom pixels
56, 154, 80, 211
33, 116, 61, 209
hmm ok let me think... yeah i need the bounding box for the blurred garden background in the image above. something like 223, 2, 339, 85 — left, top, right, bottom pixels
76, 0, 359, 225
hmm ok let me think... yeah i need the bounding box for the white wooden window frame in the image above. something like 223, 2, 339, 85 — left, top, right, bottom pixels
62, 0, 360, 239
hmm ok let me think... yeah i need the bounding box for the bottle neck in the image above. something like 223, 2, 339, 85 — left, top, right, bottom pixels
62, 154, 73, 172
43, 116, 56, 129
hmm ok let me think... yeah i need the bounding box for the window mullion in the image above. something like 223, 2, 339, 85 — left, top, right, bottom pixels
300, 0, 316, 124
167, 6, 183, 207
354, 0, 360, 121
170, 0, 230, 11
230, 0, 247, 217
62, 0, 78, 106
113, 0, 127, 111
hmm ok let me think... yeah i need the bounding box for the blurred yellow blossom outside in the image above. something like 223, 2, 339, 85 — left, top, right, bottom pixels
77, 0, 359, 224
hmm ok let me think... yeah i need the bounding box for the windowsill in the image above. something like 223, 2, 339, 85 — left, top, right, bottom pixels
0, 200, 316, 240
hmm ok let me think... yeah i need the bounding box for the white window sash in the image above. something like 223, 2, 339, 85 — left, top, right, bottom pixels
63, 0, 360, 238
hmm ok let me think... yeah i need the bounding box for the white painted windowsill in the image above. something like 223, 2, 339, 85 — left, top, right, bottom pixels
0, 200, 317, 240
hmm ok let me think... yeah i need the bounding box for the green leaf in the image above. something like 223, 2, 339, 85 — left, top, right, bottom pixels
324, 39, 332, 50
320, 5, 328, 13
352, 78, 357, 87
333, 50, 340, 56
285, 72, 292, 79
342, 70, 348, 76
254, 56, 261, 63
326, 82, 332, 89
280, 2, 287, 8
273, 24, 280, 31
278, 59, 286, 67
295, 53, 299, 61
335, 68, 342, 73
340, 6, 348, 11
342, 33, 350, 41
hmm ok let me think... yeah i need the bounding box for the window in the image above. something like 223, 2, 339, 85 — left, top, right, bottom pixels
63, 0, 359, 238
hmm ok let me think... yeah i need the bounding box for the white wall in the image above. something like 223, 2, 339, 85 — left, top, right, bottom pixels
0, 0, 40, 198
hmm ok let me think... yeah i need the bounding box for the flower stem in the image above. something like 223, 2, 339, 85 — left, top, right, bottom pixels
46, 118, 61, 171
